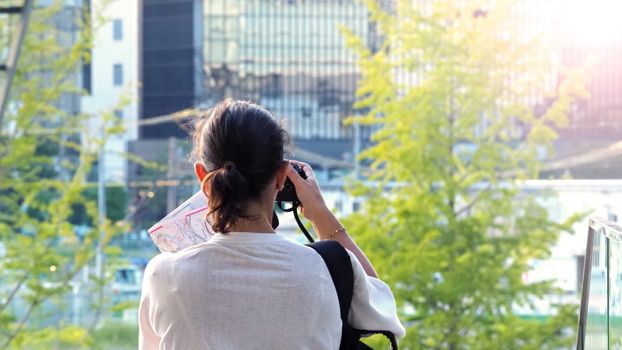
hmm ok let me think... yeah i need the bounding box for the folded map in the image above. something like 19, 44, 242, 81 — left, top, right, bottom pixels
147, 191, 214, 252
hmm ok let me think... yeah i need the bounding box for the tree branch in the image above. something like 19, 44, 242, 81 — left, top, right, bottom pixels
1, 298, 39, 349
0, 273, 29, 314
0, 237, 57, 313
455, 184, 492, 216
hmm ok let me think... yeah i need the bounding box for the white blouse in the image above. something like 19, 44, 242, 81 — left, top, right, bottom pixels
139, 232, 405, 350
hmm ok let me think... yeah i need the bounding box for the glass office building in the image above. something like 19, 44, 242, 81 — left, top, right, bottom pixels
201, 0, 622, 144
203, 0, 372, 140
137, 0, 622, 174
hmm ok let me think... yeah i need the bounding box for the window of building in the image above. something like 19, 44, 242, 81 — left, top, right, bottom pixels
113, 19, 123, 41
352, 202, 361, 213
113, 64, 123, 86
608, 212, 618, 222
301, 107, 312, 118
82, 61, 91, 94
334, 200, 343, 213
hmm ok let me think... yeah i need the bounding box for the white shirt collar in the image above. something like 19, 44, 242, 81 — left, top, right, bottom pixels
210, 232, 285, 244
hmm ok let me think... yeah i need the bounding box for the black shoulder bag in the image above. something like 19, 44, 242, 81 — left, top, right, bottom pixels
307, 240, 399, 350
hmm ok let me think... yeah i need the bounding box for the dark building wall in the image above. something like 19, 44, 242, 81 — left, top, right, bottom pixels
141, 0, 201, 138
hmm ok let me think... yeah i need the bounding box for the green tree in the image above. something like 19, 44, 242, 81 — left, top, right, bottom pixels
0, 2, 127, 348
343, 1, 589, 349
69, 186, 129, 226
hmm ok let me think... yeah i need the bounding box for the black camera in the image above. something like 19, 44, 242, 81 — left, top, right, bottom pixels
275, 163, 307, 203
273, 162, 315, 242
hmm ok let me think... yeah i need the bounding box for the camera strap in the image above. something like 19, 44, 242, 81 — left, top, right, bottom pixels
277, 201, 315, 243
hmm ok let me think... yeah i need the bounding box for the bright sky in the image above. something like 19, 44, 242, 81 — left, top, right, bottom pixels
561, 0, 622, 45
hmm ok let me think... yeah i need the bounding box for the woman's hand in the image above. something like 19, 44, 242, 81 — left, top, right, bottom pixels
285, 160, 378, 277
285, 161, 330, 223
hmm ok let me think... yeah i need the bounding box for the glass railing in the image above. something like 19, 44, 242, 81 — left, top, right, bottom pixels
577, 217, 622, 350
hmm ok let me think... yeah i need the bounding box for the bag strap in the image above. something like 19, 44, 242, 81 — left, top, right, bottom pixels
307, 240, 354, 348
308, 240, 399, 350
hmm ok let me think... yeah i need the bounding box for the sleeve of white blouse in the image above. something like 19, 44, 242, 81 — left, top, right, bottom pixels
138, 259, 161, 350
346, 249, 407, 338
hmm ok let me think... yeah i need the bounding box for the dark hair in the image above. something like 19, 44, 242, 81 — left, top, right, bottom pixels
192, 99, 288, 233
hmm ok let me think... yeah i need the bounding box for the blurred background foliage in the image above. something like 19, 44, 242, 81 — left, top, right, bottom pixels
0, 1, 131, 348
344, 0, 589, 348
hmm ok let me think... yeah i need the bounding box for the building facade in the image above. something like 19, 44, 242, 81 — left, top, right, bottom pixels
140, 0, 203, 139
556, 0, 622, 140
551, 1, 622, 178
139, 0, 375, 152
202, 0, 370, 141
132, 0, 622, 194
82, 0, 140, 183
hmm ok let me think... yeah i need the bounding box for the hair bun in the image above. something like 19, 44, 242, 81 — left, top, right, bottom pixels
217, 161, 247, 194
222, 161, 237, 171
203, 160, 250, 232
